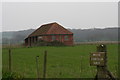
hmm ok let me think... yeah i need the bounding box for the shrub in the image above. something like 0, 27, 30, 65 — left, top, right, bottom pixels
47, 40, 65, 46
35, 40, 65, 46
35, 40, 47, 46
2, 72, 24, 80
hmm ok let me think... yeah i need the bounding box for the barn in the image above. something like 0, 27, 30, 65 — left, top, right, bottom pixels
24, 22, 73, 46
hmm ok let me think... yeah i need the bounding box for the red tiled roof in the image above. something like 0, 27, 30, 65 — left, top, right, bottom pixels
28, 22, 73, 37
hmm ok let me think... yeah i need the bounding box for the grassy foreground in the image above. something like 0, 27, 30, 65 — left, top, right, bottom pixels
2, 44, 118, 78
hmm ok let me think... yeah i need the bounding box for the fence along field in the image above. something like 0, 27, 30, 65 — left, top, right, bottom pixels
2, 44, 118, 78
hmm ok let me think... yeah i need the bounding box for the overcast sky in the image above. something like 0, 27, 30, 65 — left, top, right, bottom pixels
2, 2, 118, 31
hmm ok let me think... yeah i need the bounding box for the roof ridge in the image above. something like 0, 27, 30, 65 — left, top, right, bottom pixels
45, 23, 55, 34
41, 22, 56, 26
46, 23, 73, 34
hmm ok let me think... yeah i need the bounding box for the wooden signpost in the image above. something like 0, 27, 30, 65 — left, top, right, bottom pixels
90, 44, 116, 80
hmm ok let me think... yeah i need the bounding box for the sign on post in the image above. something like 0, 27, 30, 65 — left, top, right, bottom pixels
90, 52, 105, 66
90, 44, 115, 79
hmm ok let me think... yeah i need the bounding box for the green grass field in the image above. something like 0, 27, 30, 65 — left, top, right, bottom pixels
2, 44, 118, 78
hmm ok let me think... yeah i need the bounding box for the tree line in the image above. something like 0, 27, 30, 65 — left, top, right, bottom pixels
1, 27, 119, 44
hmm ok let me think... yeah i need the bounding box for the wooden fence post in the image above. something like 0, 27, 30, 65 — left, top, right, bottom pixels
36, 56, 40, 80
8, 49, 11, 72
43, 50, 47, 78
80, 56, 83, 73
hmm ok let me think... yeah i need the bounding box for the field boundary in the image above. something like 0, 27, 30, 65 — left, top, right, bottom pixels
75, 41, 119, 45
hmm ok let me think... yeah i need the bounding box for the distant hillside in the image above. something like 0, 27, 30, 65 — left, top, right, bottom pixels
2, 29, 35, 44
69, 27, 119, 42
1, 27, 119, 44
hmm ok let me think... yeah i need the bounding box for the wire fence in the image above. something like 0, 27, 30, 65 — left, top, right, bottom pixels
2, 48, 118, 78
